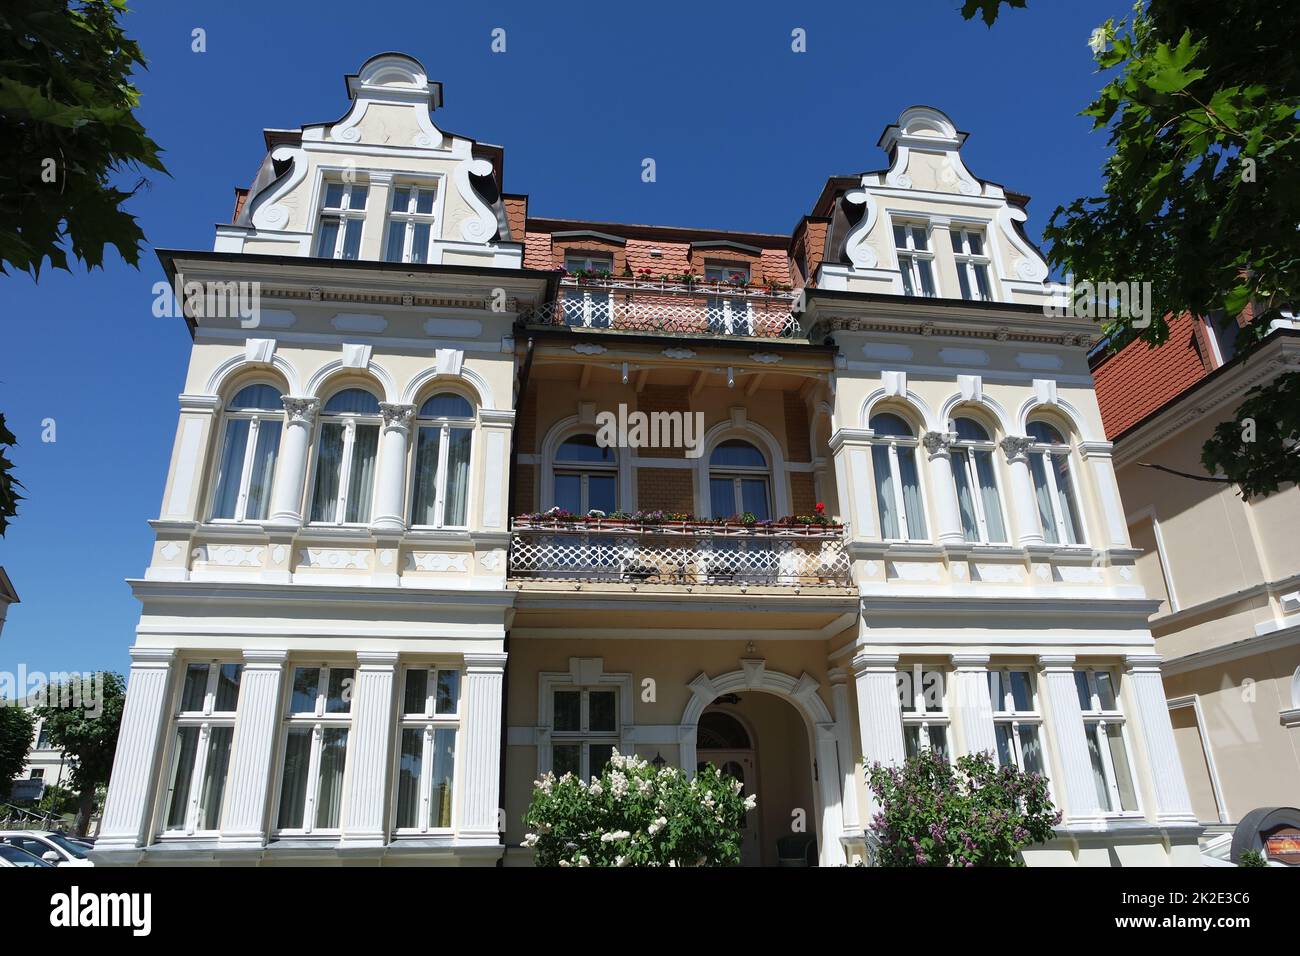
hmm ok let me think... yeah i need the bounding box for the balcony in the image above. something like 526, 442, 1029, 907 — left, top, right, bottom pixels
508, 518, 850, 587
521, 275, 803, 339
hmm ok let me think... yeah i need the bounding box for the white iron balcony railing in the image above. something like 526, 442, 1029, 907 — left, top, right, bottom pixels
509, 519, 850, 587
522, 276, 804, 339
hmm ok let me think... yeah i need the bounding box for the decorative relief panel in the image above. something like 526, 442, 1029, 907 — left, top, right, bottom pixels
406, 552, 469, 573
192, 544, 265, 568
973, 563, 1023, 584
887, 561, 943, 583
298, 548, 370, 570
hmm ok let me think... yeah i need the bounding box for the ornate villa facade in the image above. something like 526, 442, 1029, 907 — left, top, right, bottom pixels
94, 53, 1202, 866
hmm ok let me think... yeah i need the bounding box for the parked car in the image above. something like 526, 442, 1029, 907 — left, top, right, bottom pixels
0, 830, 94, 867
0, 843, 55, 867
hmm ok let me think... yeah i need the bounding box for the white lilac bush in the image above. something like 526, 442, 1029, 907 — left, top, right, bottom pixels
523, 751, 755, 867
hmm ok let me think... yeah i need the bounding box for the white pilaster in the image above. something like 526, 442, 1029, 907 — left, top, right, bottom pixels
950, 653, 997, 758
1038, 654, 1103, 825
828, 667, 861, 836
340, 651, 399, 846
829, 428, 879, 541
96, 647, 176, 851
923, 431, 966, 546
1124, 654, 1198, 826
459, 652, 507, 842
160, 396, 220, 521
1000, 436, 1045, 547
851, 651, 905, 827
814, 722, 847, 866
370, 403, 414, 534
478, 409, 515, 532
267, 397, 318, 527
218, 649, 288, 848
1081, 441, 1131, 548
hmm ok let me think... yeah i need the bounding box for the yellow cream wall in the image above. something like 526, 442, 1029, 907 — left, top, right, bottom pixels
1115, 417, 1300, 659
502, 638, 836, 847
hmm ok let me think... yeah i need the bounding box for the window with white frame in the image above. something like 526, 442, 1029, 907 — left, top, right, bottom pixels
394, 666, 460, 832
384, 183, 439, 263
211, 383, 283, 522
951, 228, 993, 301
410, 392, 475, 528
162, 661, 243, 835
309, 388, 381, 526
315, 181, 368, 260
1026, 419, 1084, 545
950, 417, 1008, 543
987, 669, 1047, 776
1074, 668, 1139, 814
893, 222, 937, 297
551, 685, 619, 780
276, 664, 355, 833
708, 439, 771, 520
704, 262, 753, 334
35, 721, 50, 751
554, 434, 617, 514
562, 253, 613, 328
898, 666, 949, 760
870, 413, 928, 541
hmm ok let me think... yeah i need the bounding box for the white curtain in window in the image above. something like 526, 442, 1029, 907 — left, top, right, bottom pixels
974, 450, 1006, 542
245, 421, 281, 520
952, 450, 980, 542
1054, 456, 1082, 545
395, 728, 422, 829
897, 448, 927, 538
211, 420, 250, 520
199, 726, 234, 830
310, 423, 346, 522
315, 728, 349, 829
443, 427, 472, 526
344, 424, 379, 523
277, 728, 312, 829
872, 447, 899, 539
1029, 454, 1059, 543
410, 427, 442, 525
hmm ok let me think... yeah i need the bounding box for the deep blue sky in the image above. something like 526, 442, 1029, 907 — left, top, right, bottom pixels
0, 0, 1131, 678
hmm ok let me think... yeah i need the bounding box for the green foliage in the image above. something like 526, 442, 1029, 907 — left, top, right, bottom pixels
36, 782, 78, 817
866, 750, 1060, 867
1050, 3, 1300, 494
0, 413, 21, 536
959, 0, 1027, 27
969, 2, 1300, 496
0, 705, 36, 800
0, 0, 167, 276
34, 672, 124, 833
1238, 848, 1268, 867
523, 751, 754, 867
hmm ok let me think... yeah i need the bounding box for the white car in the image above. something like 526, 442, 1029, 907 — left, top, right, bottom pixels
0, 830, 95, 867
0, 843, 54, 867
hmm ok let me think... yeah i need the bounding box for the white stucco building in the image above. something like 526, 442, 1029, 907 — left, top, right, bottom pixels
94, 53, 1202, 866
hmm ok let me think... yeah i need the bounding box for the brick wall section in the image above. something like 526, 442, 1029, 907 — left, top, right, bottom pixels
515, 387, 539, 454
803, 220, 828, 286
513, 464, 536, 516
790, 472, 817, 516
637, 468, 695, 514
502, 196, 527, 242
523, 231, 553, 270
1092, 312, 1213, 439
783, 393, 811, 462
637, 385, 692, 459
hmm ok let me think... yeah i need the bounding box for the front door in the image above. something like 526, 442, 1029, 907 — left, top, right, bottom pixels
697, 750, 760, 866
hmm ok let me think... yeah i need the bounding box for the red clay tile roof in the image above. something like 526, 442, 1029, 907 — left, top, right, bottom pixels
1092, 312, 1213, 439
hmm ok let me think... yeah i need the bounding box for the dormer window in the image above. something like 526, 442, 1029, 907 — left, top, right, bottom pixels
704, 263, 753, 334
315, 181, 369, 260
893, 223, 936, 297
384, 184, 439, 263
952, 228, 992, 301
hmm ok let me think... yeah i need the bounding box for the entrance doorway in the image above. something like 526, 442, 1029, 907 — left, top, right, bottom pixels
696, 709, 761, 866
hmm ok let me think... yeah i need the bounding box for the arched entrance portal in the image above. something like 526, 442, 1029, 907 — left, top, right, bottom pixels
696, 709, 762, 866
680, 660, 848, 866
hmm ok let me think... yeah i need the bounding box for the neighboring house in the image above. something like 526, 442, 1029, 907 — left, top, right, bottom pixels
19, 709, 75, 794
93, 53, 1201, 867
0, 567, 16, 638
1094, 310, 1300, 834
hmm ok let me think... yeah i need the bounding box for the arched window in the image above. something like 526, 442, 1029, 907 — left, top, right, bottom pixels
211, 384, 283, 522
708, 439, 771, 520
869, 412, 927, 540
950, 416, 1008, 543
1026, 419, 1084, 545
410, 392, 475, 528
553, 433, 617, 514
309, 388, 381, 525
